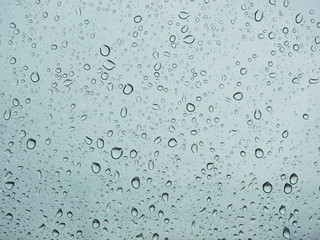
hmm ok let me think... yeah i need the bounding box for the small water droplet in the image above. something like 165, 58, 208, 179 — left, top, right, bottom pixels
3, 109, 11, 120
302, 114, 309, 120
111, 147, 123, 159
279, 205, 286, 215
254, 110, 262, 120
233, 92, 243, 101
186, 103, 195, 112
282, 130, 289, 138
131, 177, 140, 189
289, 173, 298, 185
30, 72, 40, 82
131, 208, 138, 216
255, 148, 264, 158
262, 181, 272, 193
27, 138, 36, 149
134, 15, 142, 23
100, 44, 110, 57
92, 219, 100, 229
183, 35, 195, 44
5, 182, 15, 190
91, 162, 101, 174
162, 192, 169, 202
168, 138, 177, 148
254, 10, 263, 22
283, 227, 291, 239
123, 84, 134, 95
284, 183, 292, 194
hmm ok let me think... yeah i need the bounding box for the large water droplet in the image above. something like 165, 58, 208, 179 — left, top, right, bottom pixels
254, 110, 262, 120
131, 208, 138, 216
262, 181, 272, 193
100, 44, 110, 57
186, 103, 195, 112
283, 227, 291, 239
131, 177, 140, 189
282, 130, 289, 138
162, 192, 169, 202
123, 84, 134, 95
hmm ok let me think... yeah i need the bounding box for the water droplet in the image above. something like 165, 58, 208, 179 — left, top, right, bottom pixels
162, 192, 169, 202
84, 136, 92, 145
134, 15, 142, 23
178, 11, 190, 20
206, 162, 214, 170
279, 205, 286, 215
97, 138, 104, 149
233, 92, 243, 101
91, 162, 101, 174
283, 227, 291, 239
240, 68, 247, 75
282, 130, 289, 138
3, 109, 11, 120
289, 173, 298, 185
186, 103, 195, 112
148, 160, 154, 170
100, 44, 110, 57
130, 149, 138, 158
30, 72, 40, 82
309, 78, 319, 84
103, 60, 116, 71
92, 219, 100, 229
255, 148, 264, 158
254, 110, 262, 120
191, 143, 198, 153
5, 213, 13, 220
168, 138, 177, 148
27, 138, 36, 150
262, 182, 272, 193
131, 208, 138, 216
5, 182, 15, 190
183, 35, 195, 44
284, 183, 292, 194
254, 10, 263, 22
295, 13, 303, 24
123, 84, 134, 95
131, 177, 140, 189
152, 233, 159, 240
111, 147, 123, 159
52, 229, 59, 237
302, 114, 309, 120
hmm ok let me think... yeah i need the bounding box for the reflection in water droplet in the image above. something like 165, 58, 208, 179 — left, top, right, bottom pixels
91, 162, 101, 174
284, 183, 292, 194
131, 177, 140, 189
27, 138, 36, 149
30, 72, 40, 82
92, 219, 100, 229
255, 148, 264, 158
289, 173, 298, 185
111, 147, 123, 159
262, 182, 272, 193
233, 92, 243, 101
168, 138, 177, 148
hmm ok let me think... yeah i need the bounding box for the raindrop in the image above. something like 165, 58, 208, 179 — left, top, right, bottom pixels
186, 103, 195, 112
255, 148, 264, 158
282, 130, 289, 138
5, 182, 15, 190
5, 213, 13, 220
131, 177, 140, 189
103, 60, 116, 71
233, 92, 243, 101
52, 229, 59, 237
283, 227, 291, 239
3, 109, 11, 120
240, 68, 247, 75
123, 84, 134, 95
134, 15, 142, 23
254, 110, 262, 120
27, 138, 36, 150
295, 13, 303, 24
148, 160, 154, 170
262, 182, 272, 193
254, 10, 263, 22
100, 44, 110, 57
284, 183, 292, 194
162, 193, 169, 202
91, 162, 101, 174
131, 208, 138, 216
183, 35, 195, 44
111, 147, 123, 159
168, 138, 177, 148
309, 78, 319, 84
191, 143, 198, 153
178, 11, 190, 20
302, 114, 309, 120
152, 233, 159, 240
289, 173, 298, 185
30, 72, 40, 82
92, 219, 100, 229
279, 205, 286, 215
206, 162, 214, 170
97, 138, 104, 149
